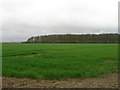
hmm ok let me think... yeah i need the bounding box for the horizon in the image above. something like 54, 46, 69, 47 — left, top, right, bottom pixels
1, 33, 119, 43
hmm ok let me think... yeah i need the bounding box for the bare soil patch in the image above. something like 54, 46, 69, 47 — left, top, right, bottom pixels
0, 77, 2, 89
2, 73, 118, 88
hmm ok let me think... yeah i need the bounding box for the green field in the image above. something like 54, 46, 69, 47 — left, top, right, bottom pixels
2, 44, 118, 79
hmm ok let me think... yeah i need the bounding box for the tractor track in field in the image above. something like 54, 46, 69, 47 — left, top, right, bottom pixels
2, 73, 118, 88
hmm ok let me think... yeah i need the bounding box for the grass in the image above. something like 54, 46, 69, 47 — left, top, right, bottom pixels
2, 43, 118, 79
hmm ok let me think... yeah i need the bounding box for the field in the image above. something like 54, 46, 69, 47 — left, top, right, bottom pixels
2, 44, 118, 79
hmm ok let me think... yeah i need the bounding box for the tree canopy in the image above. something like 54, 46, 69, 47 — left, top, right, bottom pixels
25, 33, 119, 43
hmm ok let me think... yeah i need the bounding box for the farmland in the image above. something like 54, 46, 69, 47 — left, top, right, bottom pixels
2, 44, 118, 79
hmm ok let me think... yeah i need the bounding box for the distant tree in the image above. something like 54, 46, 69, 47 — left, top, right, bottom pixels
26, 33, 119, 43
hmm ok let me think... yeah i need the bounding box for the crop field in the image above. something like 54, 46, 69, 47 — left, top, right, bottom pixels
2, 44, 118, 79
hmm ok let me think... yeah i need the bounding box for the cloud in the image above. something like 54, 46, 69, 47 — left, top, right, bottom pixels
1, 0, 119, 42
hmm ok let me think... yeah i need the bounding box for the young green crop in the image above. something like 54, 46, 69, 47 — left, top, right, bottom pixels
2, 44, 118, 79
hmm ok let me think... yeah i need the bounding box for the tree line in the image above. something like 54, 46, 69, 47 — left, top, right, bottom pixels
25, 33, 119, 43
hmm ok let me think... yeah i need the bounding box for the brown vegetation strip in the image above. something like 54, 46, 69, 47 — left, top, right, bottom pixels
2, 73, 118, 88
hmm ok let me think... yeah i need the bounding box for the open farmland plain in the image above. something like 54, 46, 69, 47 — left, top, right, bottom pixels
2, 44, 118, 88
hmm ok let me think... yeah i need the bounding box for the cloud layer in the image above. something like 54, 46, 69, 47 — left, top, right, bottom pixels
1, 0, 118, 42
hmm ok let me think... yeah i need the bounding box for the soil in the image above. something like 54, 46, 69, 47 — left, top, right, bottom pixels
2, 73, 118, 88
0, 77, 2, 89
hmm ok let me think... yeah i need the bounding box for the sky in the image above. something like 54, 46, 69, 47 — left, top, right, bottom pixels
1, 0, 119, 42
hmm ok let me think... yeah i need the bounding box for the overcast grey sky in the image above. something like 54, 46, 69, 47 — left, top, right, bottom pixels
1, 0, 119, 42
